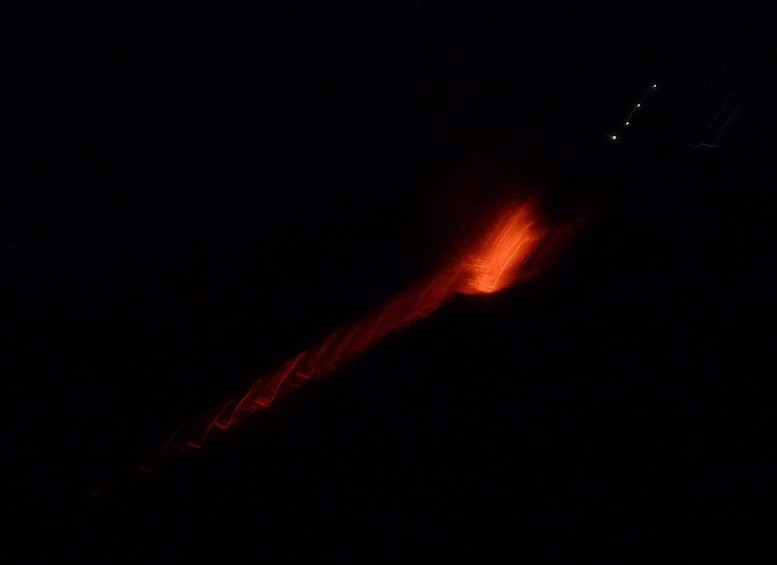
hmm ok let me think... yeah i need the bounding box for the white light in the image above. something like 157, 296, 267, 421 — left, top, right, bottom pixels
610, 134, 618, 141
636, 103, 641, 108
652, 84, 658, 89
625, 121, 630, 126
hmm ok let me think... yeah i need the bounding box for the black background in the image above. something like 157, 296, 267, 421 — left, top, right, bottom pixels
2, 2, 775, 561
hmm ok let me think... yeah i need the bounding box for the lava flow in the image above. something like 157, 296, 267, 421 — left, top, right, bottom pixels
156, 199, 559, 458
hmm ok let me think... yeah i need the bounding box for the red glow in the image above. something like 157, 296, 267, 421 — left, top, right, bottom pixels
153, 199, 558, 457
460, 202, 548, 295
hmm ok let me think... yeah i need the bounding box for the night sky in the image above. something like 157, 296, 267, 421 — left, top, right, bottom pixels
3, 3, 775, 561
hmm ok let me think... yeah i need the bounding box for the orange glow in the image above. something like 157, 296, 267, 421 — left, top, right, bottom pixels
460, 202, 547, 295
146, 199, 560, 460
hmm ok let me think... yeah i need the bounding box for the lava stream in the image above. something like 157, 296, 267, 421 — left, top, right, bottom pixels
162, 200, 556, 455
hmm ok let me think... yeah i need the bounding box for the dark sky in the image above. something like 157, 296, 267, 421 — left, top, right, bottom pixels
2, 3, 775, 561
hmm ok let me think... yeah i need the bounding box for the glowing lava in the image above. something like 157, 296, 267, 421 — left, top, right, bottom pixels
460, 203, 548, 295
153, 200, 557, 458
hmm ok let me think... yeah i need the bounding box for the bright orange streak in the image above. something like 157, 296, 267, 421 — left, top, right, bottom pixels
155, 200, 554, 457
460, 203, 548, 295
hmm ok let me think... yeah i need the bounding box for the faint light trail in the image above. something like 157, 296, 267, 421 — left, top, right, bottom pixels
609, 82, 659, 142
